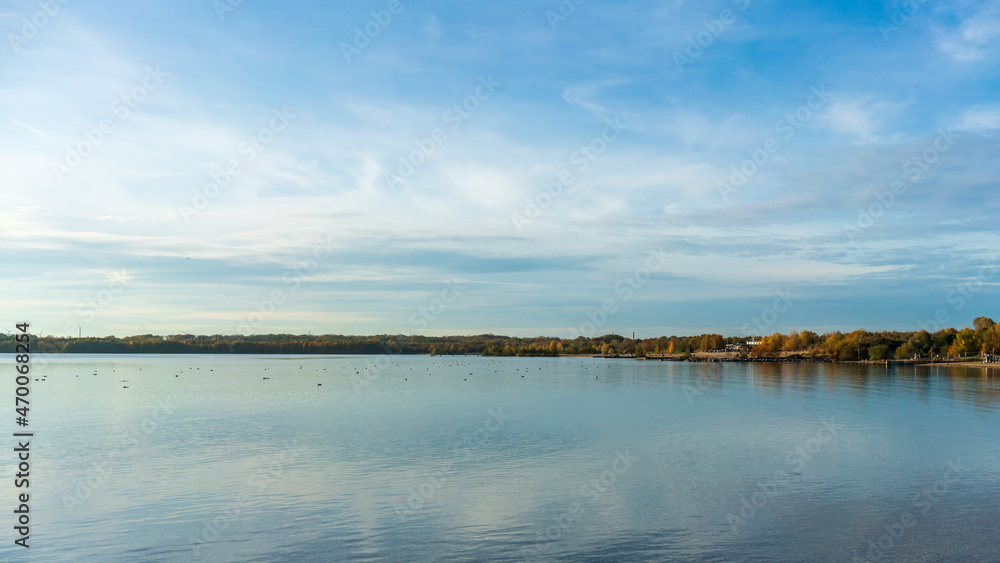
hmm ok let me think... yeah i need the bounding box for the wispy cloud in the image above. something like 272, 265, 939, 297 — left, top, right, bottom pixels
957, 105, 1000, 131
936, 1, 1000, 61
816, 96, 907, 144
7, 113, 52, 141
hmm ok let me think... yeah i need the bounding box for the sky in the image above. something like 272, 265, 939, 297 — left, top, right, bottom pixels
1, 0, 998, 339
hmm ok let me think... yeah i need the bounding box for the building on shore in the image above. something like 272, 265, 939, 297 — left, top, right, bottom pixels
726, 338, 763, 352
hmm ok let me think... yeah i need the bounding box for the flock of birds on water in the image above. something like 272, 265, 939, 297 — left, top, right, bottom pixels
49, 359, 606, 390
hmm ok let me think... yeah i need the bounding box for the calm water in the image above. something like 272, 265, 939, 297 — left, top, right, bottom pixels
3, 354, 1000, 562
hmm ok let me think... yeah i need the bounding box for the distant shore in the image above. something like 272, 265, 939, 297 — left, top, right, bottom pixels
575, 351, 1000, 369
6, 348, 1000, 370
8, 327, 997, 362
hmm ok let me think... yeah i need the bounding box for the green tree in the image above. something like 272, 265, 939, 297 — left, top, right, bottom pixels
973, 316, 995, 332
950, 328, 980, 357
909, 330, 932, 355
895, 342, 917, 359
869, 344, 890, 361
934, 328, 958, 355
981, 324, 1000, 357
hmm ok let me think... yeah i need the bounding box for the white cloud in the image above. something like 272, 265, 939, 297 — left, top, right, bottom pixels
561, 80, 622, 116
936, 1, 1000, 61
957, 105, 1000, 131
818, 98, 877, 142
937, 39, 988, 61
816, 97, 907, 144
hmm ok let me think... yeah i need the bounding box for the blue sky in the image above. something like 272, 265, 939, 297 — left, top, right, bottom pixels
1, 0, 998, 338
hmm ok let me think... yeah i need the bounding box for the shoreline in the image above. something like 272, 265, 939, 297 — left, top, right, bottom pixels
563, 352, 1000, 369
17, 350, 999, 370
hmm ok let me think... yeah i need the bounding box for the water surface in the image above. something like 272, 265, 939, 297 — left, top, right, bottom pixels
3, 355, 999, 561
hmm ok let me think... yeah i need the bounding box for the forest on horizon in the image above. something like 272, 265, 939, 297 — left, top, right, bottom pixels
3, 316, 999, 361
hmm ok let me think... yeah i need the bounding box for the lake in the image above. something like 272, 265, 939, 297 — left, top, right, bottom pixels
3, 354, 999, 561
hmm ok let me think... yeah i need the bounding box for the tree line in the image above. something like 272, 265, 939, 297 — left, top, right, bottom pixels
2, 316, 997, 360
